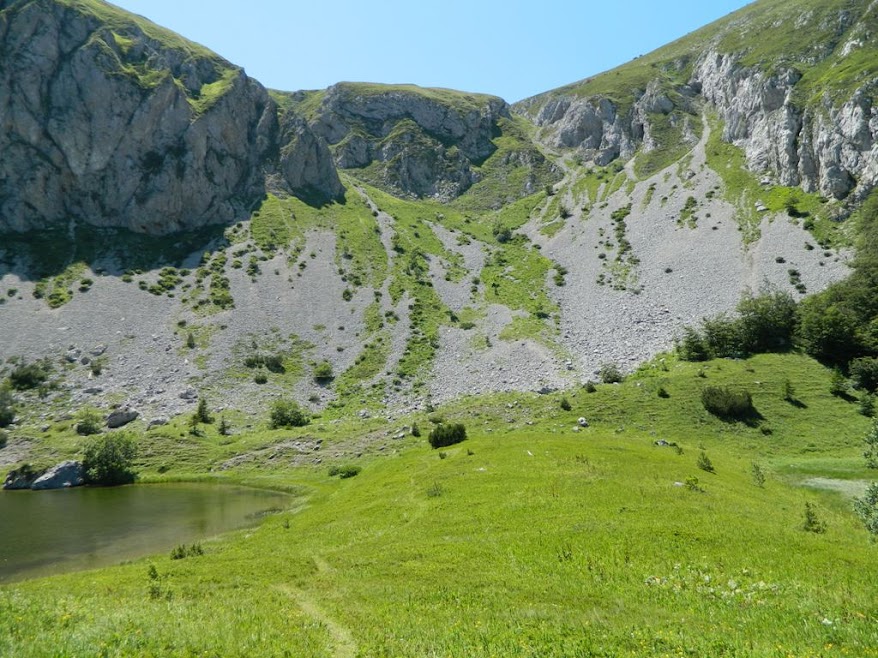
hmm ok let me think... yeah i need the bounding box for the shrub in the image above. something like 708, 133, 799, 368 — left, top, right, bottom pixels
218, 417, 230, 436
9, 361, 50, 391
736, 290, 797, 353
328, 464, 361, 479
193, 398, 212, 425
751, 463, 765, 487
170, 543, 204, 560
802, 502, 827, 534
701, 314, 745, 359
254, 373, 268, 384
864, 420, 878, 469
0, 389, 15, 427
82, 433, 138, 486
701, 386, 755, 420
411, 423, 421, 437
270, 400, 310, 429
492, 222, 512, 244
676, 327, 711, 361
0, 430, 6, 449
850, 357, 878, 392
186, 332, 196, 349
657, 386, 670, 399
859, 392, 876, 418
599, 363, 623, 384
560, 397, 572, 411
75, 407, 103, 436
583, 381, 597, 393
697, 451, 715, 473
313, 361, 334, 383
829, 369, 849, 397
428, 423, 467, 449
853, 482, 878, 536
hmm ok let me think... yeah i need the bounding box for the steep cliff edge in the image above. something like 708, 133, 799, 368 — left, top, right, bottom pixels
0, 0, 341, 235
289, 83, 550, 202
515, 0, 878, 203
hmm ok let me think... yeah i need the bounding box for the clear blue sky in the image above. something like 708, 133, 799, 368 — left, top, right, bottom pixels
110, 0, 752, 102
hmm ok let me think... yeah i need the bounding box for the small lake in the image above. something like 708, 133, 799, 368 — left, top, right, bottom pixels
0, 483, 291, 584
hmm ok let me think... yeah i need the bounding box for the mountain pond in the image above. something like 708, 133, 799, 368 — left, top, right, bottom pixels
0, 482, 291, 583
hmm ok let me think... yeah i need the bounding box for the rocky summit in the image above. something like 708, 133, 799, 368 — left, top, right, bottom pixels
0, 0, 876, 427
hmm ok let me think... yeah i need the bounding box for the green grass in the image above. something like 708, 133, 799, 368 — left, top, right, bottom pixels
3, 352, 878, 657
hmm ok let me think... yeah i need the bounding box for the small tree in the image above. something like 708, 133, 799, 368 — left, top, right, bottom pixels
829, 369, 849, 397
218, 417, 230, 436
0, 389, 15, 427
270, 400, 310, 429
193, 398, 212, 424
697, 451, 715, 474
560, 397, 572, 411
599, 363, 623, 384
864, 419, 878, 469
313, 361, 334, 383
802, 502, 827, 534
853, 482, 878, 537
186, 332, 196, 349
75, 407, 103, 436
751, 463, 765, 487
783, 379, 796, 403
850, 357, 878, 392
428, 423, 467, 449
82, 433, 138, 486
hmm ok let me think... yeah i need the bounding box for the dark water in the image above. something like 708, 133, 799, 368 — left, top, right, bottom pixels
0, 483, 290, 583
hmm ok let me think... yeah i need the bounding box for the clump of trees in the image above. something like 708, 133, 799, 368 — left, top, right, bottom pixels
82, 433, 138, 486
269, 400, 310, 429
701, 386, 756, 421
428, 423, 467, 449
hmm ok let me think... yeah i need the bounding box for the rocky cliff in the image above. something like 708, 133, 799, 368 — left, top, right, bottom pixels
516, 0, 878, 202
0, 0, 341, 235
304, 83, 511, 200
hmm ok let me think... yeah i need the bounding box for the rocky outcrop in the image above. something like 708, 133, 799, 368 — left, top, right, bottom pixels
31, 460, 85, 490
517, 45, 877, 203
106, 407, 139, 429
0, 0, 342, 235
519, 78, 699, 168
308, 83, 510, 200
3, 460, 85, 489
693, 51, 878, 200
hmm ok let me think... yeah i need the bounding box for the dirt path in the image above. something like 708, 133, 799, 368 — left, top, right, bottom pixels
276, 579, 357, 658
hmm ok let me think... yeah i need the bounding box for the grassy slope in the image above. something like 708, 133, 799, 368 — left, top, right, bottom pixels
520, 0, 877, 114
2, 353, 877, 657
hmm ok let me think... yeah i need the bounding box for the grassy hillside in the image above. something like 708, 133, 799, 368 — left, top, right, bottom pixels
2, 353, 877, 657
520, 0, 878, 112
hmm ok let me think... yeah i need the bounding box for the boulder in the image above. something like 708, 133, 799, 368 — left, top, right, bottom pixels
31, 461, 85, 490
3, 465, 43, 490
107, 407, 139, 429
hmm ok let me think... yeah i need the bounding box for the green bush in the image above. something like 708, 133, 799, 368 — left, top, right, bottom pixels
864, 420, 878, 469
701, 386, 755, 421
0, 389, 15, 427
851, 357, 878, 392
313, 361, 334, 383
82, 433, 138, 486
802, 502, 827, 534
170, 543, 204, 560
853, 482, 878, 536
269, 400, 310, 429
9, 361, 50, 391
560, 397, 572, 411
676, 327, 711, 361
599, 363, 623, 384
75, 408, 103, 436
328, 464, 361, 479
0, 430, 7, 449
193, 398, 212, 424
697, 451, 715, 473
428, 423, 467, 449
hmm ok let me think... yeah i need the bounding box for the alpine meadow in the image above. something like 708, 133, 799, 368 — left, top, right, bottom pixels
1, 0, 878, 656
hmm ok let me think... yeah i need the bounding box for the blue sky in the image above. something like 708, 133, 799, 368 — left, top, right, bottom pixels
111, 0, 752, 102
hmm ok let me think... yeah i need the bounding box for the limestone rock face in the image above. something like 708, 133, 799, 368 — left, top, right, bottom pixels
693, 51, 878, 200
0, 0, 342, 234
517, 47, 877, 202
309, 83, 510, 200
